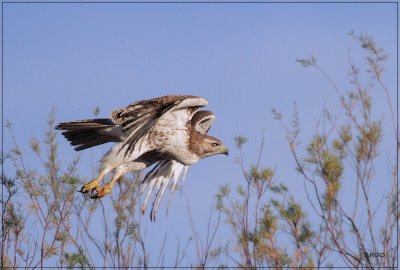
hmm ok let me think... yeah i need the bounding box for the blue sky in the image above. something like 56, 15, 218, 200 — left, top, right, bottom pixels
3, 2, 397, 267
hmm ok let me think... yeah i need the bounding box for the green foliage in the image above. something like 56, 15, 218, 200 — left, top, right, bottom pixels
271, 108, 282, 120
356, 121, 382, 161
332, 125, 352, 158
30, 137, 41, 154
234, 135, 248, 148
298, 223, 313, 243
320, 150, 343, 183
63, 248, 89, 269
296, 56, 317, 67
269, 32, 396, 268
304, 133, 344, 209
269, 183, 288, 194
1, 173, 17, 196
350, 31, 387, 79
3, 202, 25, 236
60, 175, 80, 185
274, 197, 305, 229
259, 204, 277, 237
249, 166, 274, 182
217, 135, 314, 267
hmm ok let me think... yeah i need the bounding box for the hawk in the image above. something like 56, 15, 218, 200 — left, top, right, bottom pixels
56, 95, 228, 220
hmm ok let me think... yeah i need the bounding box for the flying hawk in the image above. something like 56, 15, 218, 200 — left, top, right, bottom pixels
56, 95, 228, 220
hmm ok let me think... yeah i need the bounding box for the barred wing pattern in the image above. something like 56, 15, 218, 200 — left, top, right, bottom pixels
111, 95, 208, 159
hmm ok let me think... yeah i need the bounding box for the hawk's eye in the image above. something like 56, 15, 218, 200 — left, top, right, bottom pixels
211, 142, 219, 147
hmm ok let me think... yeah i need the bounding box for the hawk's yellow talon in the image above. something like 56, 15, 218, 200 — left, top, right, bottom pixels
89, 185, 112, 199
79, 171, 106, 193
80, 182, 98, 193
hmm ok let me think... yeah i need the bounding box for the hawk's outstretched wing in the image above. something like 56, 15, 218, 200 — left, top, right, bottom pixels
56, 95, 207, 155
140, 110, 216, 220
111, 95, 208, 159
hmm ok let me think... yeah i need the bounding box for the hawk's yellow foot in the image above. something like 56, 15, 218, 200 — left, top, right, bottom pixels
79, 171, 106, 193
89, 185, 112, 199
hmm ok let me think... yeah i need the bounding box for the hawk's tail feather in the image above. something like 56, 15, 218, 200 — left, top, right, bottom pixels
140, 160, 189, 221
56, 118, 114, 129
56, 119, 124, 151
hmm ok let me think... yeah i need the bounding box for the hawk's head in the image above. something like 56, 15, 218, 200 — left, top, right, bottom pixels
194, 134, 229, 159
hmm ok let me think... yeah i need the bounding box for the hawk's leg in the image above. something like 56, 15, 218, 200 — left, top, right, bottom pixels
80, 170, 106, 194
89, 170, 122, 199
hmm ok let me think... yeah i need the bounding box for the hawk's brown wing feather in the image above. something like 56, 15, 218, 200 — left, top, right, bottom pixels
191, 110, 215, 134
110, 95, 207, 157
